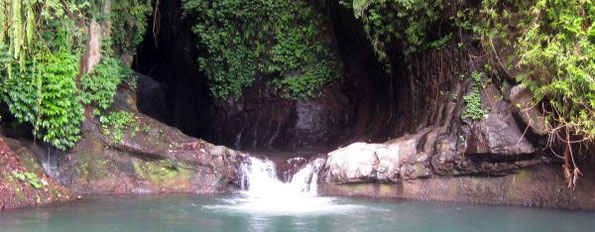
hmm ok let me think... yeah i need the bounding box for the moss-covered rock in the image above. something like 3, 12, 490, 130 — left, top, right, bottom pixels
0, 136, 71, 211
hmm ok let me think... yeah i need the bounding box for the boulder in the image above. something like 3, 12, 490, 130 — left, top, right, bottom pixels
465, 85, 535, 155
322, 142, 400, 183
509, 85, 548, 136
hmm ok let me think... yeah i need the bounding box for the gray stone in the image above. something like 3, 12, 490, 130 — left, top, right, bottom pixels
323, 142, 400, 183
510, 85, 548, 136
465, 85, 535, 155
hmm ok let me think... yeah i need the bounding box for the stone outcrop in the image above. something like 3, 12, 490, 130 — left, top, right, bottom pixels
463, 84, 535, 156
314, 70, 595, 209
3, 85, 247, 196
509, 85, 548, 136
323, 142, 402, 183
319, 164, 595, 210
134, 0, 402, 153
0, 137, 71, 211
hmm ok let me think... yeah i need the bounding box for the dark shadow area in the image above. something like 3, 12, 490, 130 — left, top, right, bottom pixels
133, 0, 413, 154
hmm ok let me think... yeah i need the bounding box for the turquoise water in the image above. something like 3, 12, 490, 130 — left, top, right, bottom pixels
1, 195, 594, 232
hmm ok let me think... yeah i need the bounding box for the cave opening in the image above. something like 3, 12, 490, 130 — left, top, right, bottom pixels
132, 0, 415, 155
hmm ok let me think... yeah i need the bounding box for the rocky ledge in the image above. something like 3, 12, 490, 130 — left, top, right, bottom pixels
314, 84, 595, 210
1, 84, 247, 212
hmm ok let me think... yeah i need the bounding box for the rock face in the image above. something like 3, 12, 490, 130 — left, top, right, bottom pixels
135, 71, 360, 152
206, 86, 353, 151
314, 62, 595, 209
509, 85, 548, 136
58, 88, 247, 194
463, 84, 535, 156
3, 86, 247, 196
0, 137, 71, 211
319, 164, 595, 209
134, 0, 401, 152
323, 142, 401, 183
317, 131, 595, 209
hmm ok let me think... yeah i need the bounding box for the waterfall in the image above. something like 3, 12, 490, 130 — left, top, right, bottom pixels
205, 156, 361, 214
239, 157, 324, 197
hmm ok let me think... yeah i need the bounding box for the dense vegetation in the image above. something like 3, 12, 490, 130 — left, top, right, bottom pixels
0, 0, 151, 150
182, 0, 342, 99
342, 0, 594, 186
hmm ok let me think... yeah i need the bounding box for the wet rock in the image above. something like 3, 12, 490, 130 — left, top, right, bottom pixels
464, 85, 535, 156
509, 85, 548, 136
319, 164, 595, 210
281, 157, 308, 182
137, 74, 169, 123
46, 87, 247, 195
0, 137, 71, 211
208, 85, 353, 151
322, 142, 400, 183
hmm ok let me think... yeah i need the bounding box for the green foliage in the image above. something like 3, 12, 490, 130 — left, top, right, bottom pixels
340, 0, 445, 70
12, 171, 43, 189
0, 0, 90, 67
125, 74, 138, 90
514, 0, 595, 141
2, 50, 84, 150
34, 51, 84, 150
110, 0, 153, 53
463, 0, 595, 142
183, 0, 342, 99
82, 56, 131, 110
463, 72, 486, 121
341, 0, 594, 145
0, 0, 138, 151
100, 110, 138, 143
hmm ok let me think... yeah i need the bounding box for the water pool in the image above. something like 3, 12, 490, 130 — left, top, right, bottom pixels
1, 195, 594, 232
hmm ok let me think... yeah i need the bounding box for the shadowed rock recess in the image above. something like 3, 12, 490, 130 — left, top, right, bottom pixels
2, 0, 595, 211
134, 0, 399, 152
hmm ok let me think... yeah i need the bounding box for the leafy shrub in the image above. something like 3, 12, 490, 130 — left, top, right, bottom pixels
461, 1, 594, 145
0, 1, 141, 151
183, 0, 342, 99
81, 57, 132, 111
2, 51, 84, 150
512, 0, 595, 142
12, 171, 43, 189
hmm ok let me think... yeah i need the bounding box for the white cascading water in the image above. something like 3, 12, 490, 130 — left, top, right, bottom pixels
240, 157, 324, 197
206, 156, 360, 215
